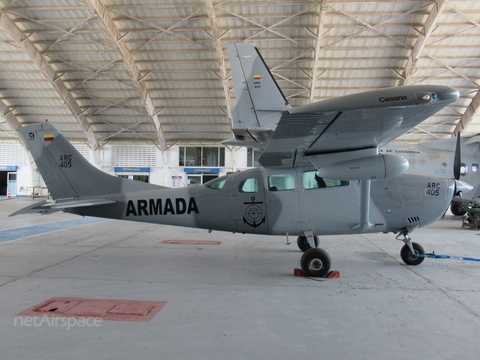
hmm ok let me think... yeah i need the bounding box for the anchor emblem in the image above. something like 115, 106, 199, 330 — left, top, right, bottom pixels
243, 196, 266, 228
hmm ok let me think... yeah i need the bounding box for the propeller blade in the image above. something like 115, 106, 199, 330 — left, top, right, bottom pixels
453, 132, 461, 180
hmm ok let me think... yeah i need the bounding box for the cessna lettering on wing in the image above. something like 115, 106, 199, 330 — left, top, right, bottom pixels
379, 95, 407, 102
126, 197, 199, 216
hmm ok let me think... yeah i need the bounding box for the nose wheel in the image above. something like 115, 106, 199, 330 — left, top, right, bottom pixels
396, 231, 425, 266
297, 235, 319, 252
400, 242, 425, 265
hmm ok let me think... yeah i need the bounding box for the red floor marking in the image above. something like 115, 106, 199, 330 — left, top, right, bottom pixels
161, 240, 221, 245
17, 297, 167, 322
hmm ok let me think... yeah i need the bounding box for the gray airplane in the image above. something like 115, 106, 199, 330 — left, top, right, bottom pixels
11, 43, 467, 277
383, 137, 480, 216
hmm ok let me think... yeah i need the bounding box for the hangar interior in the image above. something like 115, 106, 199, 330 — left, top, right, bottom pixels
1, 2, 480, 359
0, 0, 480, 195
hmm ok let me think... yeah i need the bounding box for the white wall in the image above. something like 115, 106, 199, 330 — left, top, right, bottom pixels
2, 142, 250, 192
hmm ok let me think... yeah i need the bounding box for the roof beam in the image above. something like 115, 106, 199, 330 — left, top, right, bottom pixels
453, 89, 480, 136
0, 100, 27, 145
309, 0, 327, 103
88, 0, 167, 150
218, 6, 311, 49
204, 0, 233, 136
0, 10, 99, 154
399, 0, 448, 85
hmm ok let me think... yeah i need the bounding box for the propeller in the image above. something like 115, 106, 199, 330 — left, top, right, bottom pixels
452, 132, 473, 198
453, 132, 461, 180
451, 132, 474, 215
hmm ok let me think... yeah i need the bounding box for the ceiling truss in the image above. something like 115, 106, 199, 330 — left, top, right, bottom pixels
0, 0, 479, 147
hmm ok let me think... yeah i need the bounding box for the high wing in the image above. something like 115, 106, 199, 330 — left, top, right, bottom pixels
225, 43, 460, 178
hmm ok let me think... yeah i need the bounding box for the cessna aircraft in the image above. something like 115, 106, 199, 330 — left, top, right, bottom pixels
11, 43, 468, 277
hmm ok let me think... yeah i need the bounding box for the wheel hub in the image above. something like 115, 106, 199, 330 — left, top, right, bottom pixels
408, 250, 419, 261
309, 258, 323, 271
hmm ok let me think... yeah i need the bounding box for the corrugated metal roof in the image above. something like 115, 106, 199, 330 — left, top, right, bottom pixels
0, 0, 479, 148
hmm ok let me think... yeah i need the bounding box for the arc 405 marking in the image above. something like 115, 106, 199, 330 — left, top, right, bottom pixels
426, 182, 440, 196
59, 154, 72, 168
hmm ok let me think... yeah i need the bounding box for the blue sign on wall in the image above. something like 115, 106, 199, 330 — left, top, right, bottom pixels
0, 165, 17, 171
114, 167, 150, 173
184, 167, 220, 174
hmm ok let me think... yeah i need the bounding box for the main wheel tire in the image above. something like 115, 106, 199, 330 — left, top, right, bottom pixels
450, 203, 466, 216
300, 248, 331, 277
400, 242, 425, 265
297, 235, 319, 252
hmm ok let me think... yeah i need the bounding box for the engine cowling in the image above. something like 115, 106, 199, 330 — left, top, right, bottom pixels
316, 154, 409, 180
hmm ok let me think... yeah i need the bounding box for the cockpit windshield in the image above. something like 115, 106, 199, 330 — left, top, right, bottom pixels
203, 175, 228, 190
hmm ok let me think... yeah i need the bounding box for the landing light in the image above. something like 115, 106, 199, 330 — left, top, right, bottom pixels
421, 95, 431, 101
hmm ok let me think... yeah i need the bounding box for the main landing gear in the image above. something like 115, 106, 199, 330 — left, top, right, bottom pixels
296, 234, 331, 277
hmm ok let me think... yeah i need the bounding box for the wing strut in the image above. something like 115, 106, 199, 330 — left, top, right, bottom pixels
352, 180, 374, 232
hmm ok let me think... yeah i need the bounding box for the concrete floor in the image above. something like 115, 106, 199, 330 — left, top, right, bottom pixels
1, 198, 480, 359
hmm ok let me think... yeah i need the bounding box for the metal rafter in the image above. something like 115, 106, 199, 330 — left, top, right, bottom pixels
0, 99, 23, 139
88, 0, 167, 150
107, 6, 212, 53
204, 0, 233, 134
218, 6, 311, 49
0, 10, 99, 154
453, 89, 480, 136
399, 0, 448, 85
328, 5, 411, 50
309, 0, 327, 103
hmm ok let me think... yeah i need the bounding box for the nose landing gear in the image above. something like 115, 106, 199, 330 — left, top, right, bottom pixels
396, 231, 425, 265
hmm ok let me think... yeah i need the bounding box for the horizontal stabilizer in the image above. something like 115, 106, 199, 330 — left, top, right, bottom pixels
9, 200, 59, 216
42, 198, 116, 209
9, 198, 116, 216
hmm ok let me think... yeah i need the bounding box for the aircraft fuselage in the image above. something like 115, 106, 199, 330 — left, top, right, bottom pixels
70, 167, 455, 238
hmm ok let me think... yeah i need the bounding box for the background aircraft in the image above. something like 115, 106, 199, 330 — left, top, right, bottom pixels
11, 43, 465, 277
384, 138, 480, 215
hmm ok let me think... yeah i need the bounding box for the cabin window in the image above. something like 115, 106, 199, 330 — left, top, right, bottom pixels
472, 164, 478, 173
238, 178, 258, 193
302, 170, 349, 189
204, 175, 227, 190
267, 174, 295, 191
460, 163, 467, 176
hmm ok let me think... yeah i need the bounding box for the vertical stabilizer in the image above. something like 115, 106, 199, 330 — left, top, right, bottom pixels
227, 43, 290, 130
17, 122, 158, 200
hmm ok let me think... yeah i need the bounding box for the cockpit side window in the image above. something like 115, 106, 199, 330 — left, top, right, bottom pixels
238, 178, 258, 193
204, 175, 227, 190
302, 170, 349, 189
267, 174, 295, 191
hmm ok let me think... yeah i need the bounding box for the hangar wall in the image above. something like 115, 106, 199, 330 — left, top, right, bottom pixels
0, 143, 251, 197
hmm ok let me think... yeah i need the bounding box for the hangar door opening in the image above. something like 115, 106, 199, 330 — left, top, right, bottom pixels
0, 171, 17, 196
184, 168, 219, 187
186, 173, 218, 187
114, 167, 150, 183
